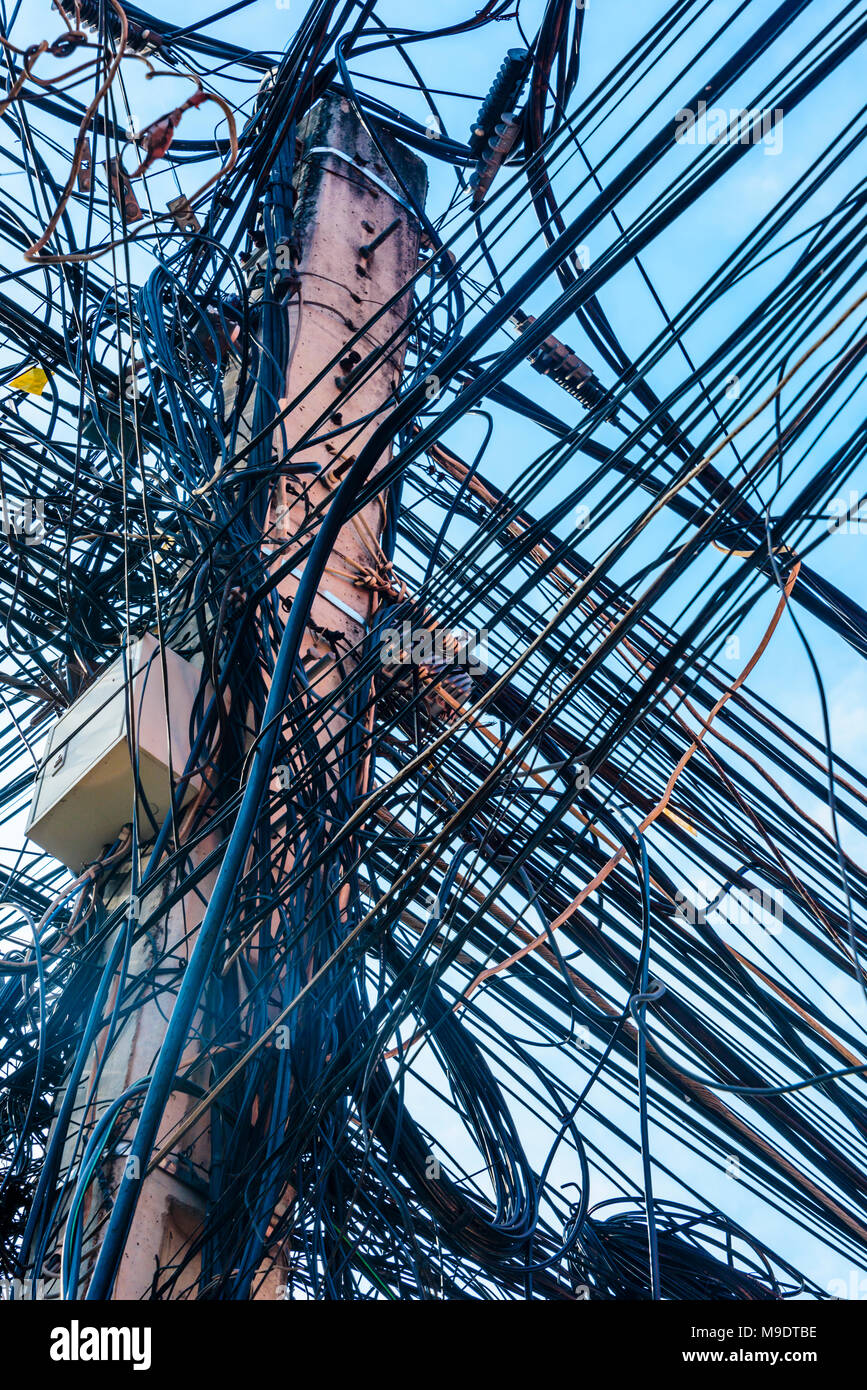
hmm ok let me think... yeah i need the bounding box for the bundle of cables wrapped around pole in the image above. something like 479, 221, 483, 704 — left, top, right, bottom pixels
0, 0, 866, 1301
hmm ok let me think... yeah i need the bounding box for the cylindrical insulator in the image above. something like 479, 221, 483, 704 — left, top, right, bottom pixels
420, 662, 473, 720
468, 48, 530, 155
469, 114, 522, 207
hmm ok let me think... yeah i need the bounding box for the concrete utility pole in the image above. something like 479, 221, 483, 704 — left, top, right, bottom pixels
255, 92, 426, 1296
32, 93, 425, 1300
268, 95, 426, 721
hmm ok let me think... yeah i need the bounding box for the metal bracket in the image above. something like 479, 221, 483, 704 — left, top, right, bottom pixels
167, 195, 201, 234
107, 159, 143, 224
77, 138, 92, 193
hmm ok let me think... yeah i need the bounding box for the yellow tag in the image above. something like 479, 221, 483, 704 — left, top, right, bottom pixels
8, 366, 48, 395
663, 807, 696, 836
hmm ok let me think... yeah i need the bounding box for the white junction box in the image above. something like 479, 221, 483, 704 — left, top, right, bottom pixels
25, 634, 202, 871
